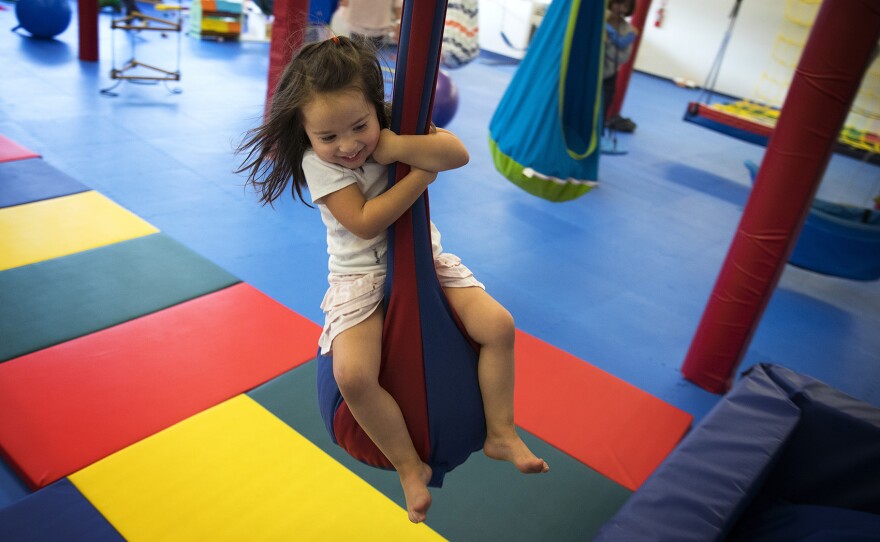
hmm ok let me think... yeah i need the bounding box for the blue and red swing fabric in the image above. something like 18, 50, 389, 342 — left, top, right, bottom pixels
317, 0, 485, 488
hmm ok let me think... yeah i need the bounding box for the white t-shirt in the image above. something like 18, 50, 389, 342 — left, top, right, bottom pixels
303, 149, 443, 275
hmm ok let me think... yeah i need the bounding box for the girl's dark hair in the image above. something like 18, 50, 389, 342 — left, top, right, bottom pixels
608, 0, 636, 17
235, 36, 389, 206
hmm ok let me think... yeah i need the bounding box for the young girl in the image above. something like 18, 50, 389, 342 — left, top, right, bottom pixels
237, 36, 548, 524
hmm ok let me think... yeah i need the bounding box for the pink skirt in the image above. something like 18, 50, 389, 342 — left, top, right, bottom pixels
318, 253, 484, 354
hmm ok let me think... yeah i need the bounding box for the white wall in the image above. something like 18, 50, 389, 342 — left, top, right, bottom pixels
634, 0, 790, 101
479, 0, 552, 59
478, 0, 796, 101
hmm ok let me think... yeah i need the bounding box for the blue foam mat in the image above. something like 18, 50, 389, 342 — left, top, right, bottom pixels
0, 479, 123, 541
0, 455, 29, 509
0, 158, 89, 209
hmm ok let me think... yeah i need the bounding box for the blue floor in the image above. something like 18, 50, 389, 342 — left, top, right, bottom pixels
2, 0, 879, 508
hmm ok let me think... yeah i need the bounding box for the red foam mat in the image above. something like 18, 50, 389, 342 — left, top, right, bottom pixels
514, 330, 692, 491
0, 283, 321, 489
0, 135, 40, 163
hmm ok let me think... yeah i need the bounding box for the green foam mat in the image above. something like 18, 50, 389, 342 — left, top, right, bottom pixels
0, 233, 240, 363
248, 362, 632, 542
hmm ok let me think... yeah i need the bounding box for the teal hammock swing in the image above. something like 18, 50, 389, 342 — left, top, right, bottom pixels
489, 0, 605, 202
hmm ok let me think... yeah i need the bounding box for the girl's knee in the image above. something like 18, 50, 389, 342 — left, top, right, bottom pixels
449, 289, 516, 347
483, 305, 516, 347
330, 311, 383, 399
333, 358, 377, 399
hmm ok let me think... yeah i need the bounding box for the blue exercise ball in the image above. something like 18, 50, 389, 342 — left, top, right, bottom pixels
15, 0, 72, 39
433, 70, 459, 128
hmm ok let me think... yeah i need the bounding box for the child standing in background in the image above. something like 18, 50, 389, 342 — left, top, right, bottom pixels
331, 0, 403, 48
604, 0, 638, 132
236, 36, 549, 524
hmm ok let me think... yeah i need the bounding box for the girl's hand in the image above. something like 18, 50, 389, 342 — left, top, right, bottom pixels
371, 129, 399, 165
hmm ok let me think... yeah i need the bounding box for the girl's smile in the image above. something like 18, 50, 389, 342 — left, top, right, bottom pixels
338, 147, 365, 165
302, 88, 381, 169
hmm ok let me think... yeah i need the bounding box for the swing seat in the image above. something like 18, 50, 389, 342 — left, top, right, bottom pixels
488, 0, 605, 202
790, 200, 880, 281
745, 160, 880, 281
686, 102, 880, 165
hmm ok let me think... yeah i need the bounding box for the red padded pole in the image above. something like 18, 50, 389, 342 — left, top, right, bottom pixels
266, 0, 309, 110
681, 0, 880, 393
78, 0, 99, 61
606, 0, 652, 119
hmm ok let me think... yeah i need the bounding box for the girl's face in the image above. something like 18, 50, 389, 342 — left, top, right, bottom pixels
302, 88, 381, 170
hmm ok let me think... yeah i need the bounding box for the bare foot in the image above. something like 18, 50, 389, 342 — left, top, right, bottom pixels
484, 434, 550, 474
399, 462, 432, 523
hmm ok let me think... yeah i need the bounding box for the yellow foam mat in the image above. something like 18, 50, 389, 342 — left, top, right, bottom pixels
69, 395, 442, 541
0, 191, 158, 271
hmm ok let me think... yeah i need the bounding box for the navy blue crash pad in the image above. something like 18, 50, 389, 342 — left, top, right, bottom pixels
0, 159, 89, 209
595, 363, 880, 542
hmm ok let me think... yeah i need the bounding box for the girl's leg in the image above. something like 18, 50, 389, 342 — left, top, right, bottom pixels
442, 287, 549, 474
331, 308, 433, 523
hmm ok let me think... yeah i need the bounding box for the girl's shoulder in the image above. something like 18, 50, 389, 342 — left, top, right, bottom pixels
302, 150, 353, 201
302, 148, 328, 168
302, 150, 347, 179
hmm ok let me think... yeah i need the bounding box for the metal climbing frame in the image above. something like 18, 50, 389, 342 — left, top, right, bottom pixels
101, 4, 184, 96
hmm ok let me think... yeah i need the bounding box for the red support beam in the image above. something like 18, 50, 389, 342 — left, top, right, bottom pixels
78, 0, 99, 61
681, 0, 880, 393
266, 0, 310, 109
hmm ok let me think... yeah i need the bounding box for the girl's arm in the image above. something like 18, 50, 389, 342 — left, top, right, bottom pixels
371, 128, 469, 172
606, 22, 637, 49
319, 166, 437, 240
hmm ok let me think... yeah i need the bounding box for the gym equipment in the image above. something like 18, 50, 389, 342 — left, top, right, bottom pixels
13, 0, 72, 39
432, 70, 459, 127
